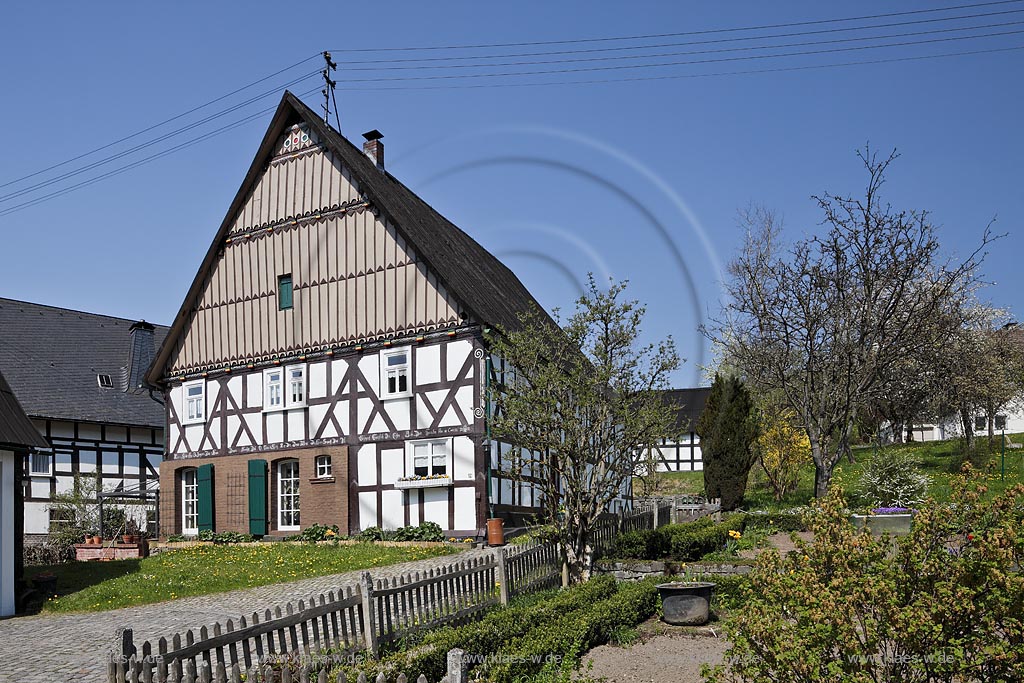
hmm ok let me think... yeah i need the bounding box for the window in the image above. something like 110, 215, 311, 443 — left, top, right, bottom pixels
278, 274, 293, 310
182, 468, 198, 535
29, 452, 52, 476
96, 374, 113, 388
316, 455, 333, 479
975, 416, 986, 431
183, 380, 206, 424
264, 368, 284, 410
288, 365, 306, 407
264, 364, 306, 411
278, 460, 300, 530
996, 415, 1007, 430
381, 348, 412, 399
407, 439, 450, 478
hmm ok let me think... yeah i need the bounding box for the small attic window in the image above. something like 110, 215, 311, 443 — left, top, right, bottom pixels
97, 374, 113, 388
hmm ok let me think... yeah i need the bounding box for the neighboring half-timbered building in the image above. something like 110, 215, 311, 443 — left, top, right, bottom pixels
646, 388, 710, 473
0, 298, 167, 542
148, 92, 553, 539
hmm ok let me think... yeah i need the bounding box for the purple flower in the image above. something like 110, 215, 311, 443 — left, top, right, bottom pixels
871, 507, 913, 515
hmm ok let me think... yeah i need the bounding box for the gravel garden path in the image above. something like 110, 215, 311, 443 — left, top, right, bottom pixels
580, 627, 730, 682
0, 547, 488, 683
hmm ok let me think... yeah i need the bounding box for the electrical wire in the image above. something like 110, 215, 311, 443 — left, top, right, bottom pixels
0, 87, 322, 217
323, 0, 1024, 52
332, 43, 1024, 91
324, 19, 1024, 72
325, 28, 1024, 83
327, 7, 1024, 65
0, 53, 322, 191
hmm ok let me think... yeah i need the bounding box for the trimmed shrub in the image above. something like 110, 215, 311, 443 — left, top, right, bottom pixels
611, 528, 669, 560
482, 578, 661, 682
743, 512, 807, 533
331, 575, 620, 682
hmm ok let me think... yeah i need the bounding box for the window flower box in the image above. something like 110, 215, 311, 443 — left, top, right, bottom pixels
395, 475, 452, 490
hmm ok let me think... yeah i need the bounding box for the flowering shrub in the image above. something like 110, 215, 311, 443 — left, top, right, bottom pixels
755, 408, 812, 501
858, 449, 929, 508
291, 524, 340, 543
704, 470, 1024, 682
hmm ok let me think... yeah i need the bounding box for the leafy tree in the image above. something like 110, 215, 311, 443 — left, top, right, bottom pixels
487, 276, 680, 582
755, 406, 811, 501
704, 472, 1024, 683
713, 150, 995, 497
696, 374, 758, 510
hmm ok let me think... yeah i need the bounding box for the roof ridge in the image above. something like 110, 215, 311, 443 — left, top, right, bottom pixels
0, 297, 169, 329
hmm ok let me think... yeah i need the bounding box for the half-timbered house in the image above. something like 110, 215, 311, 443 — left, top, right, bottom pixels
0, 366, 46, 617
646, 387, 710, 473
148, 92, 554, 539
0, 298, 167, 542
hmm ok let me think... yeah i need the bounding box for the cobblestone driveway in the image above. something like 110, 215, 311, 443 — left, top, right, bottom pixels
0, 547, 488, 683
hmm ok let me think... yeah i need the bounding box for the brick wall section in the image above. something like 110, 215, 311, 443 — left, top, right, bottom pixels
159, 446, 348, 538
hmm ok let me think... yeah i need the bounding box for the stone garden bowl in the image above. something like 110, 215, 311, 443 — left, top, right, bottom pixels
657, 581, 716, 626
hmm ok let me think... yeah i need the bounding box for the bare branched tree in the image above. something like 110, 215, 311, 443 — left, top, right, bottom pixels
713, 149, 996, 496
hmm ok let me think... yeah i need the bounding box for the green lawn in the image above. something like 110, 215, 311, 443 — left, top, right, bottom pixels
26, 542, 457, 613
640, 433, 1024, 512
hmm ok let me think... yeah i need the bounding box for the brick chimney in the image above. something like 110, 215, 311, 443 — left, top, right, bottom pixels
362, 129, 384, 170
126, 320, 156, 391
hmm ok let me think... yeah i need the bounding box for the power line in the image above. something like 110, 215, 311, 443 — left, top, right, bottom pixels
328, 6, 1024, 64
323, 0, 1024, 52
325, 27, 1024, 83
0, 87, 323, 217
0, 69, 321, 204
332, 44, 1024, 91
0, 53, 322, 191
325, 18, 1024, 72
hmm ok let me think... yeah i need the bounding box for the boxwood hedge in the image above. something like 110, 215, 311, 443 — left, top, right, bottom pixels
610, 514, 747, 561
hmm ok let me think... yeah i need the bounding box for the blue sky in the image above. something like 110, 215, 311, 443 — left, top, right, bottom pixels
1, 2, 1022, 386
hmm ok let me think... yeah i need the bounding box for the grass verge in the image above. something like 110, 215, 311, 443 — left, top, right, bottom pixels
26, 542, 457, 613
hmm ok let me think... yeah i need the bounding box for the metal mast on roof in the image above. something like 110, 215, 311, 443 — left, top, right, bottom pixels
321, 51, 340, 132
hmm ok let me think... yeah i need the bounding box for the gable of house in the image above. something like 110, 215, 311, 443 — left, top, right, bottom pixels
150, 91, 550, 383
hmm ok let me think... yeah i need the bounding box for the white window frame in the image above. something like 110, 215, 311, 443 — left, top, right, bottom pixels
278, 460, 300, 531
405, 438, 451, 479
182, 380, 206, 425
182, 468, 198, 535
380, 347, 413, 399
29, 452, 52, 477
263, 368, 285, 411
315, 454, 333, 479
264, 364, 306, 412
287, 364, 307, 408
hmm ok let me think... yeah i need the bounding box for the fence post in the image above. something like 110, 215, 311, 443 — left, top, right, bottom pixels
559, 543, 569, 588
120, 628, 136, 662
494, 548, 510, 606
359, 571, 379, 658
445, 648, 468, 683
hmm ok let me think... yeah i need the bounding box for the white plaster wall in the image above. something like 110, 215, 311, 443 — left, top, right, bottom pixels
0, 450, 13, 617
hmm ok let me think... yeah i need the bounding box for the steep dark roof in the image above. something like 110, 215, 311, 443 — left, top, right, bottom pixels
0, 298, 168, 427
0, 367, 46, 449
661, 387, 711, 433
149, 91, 553, 384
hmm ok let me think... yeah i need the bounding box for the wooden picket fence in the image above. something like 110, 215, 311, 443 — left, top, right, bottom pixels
504, 540, 562, 598
108, 647, 471, 683
109, 506, 671, 683
371, 555, 499, 649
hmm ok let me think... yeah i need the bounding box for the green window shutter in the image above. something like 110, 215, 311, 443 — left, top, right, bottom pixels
278, 274, 293, 310
197, 463, 214, 531
248, 459, 268, 536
